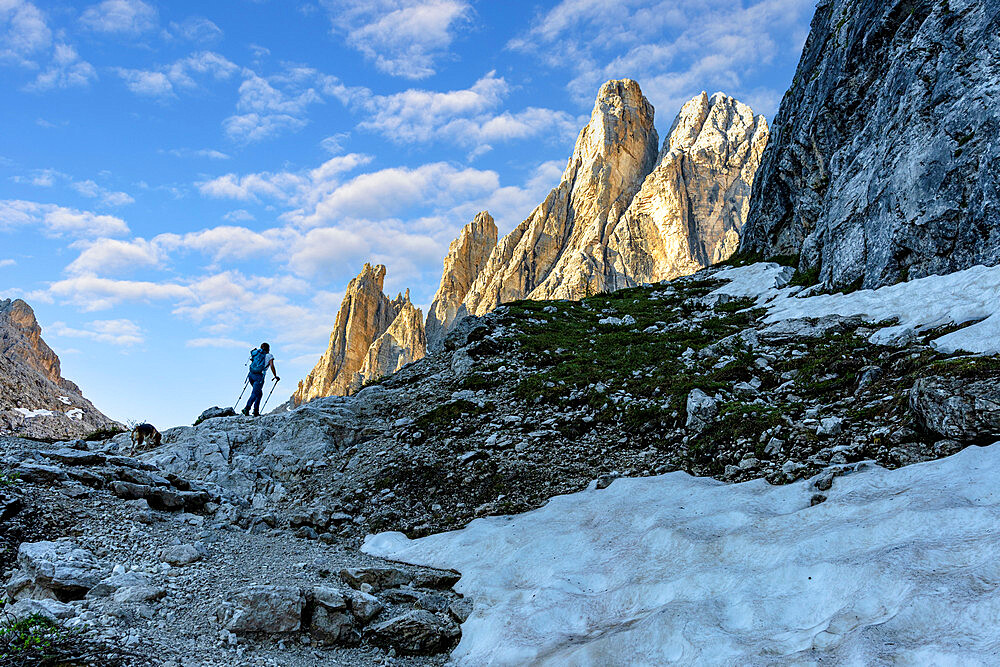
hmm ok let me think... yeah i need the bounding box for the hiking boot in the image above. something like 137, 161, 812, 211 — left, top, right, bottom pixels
241, 407, 250, 416
253, 412, 260, 417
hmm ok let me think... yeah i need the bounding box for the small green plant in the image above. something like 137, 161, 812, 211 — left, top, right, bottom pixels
0, 471, 19, 488
789, 265, 822, 288
0, 613, 65, 662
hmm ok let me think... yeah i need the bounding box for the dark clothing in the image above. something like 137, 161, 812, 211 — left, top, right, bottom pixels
245, 371, 265, 415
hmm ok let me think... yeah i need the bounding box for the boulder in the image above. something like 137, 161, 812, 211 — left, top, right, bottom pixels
218, 586, 305, 633
39, 449, 105, 466
340, 566, 411, 592
310, 587, 356, 645
685, 389, 718, 433
6, 540, 108, 601
196, 406, 237, 423
6, 598, 77, 622
343, 588, 383, 624
367, 609, 461, 655
160, 544, 202, 566
88, 569, 154, 598
910, 376, 1000, 442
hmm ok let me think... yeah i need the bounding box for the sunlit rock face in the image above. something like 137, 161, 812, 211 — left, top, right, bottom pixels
0, 298, 121, 439
293, 264, 414, 405
461, 79, 661, 315
605, 92, 769, 290
357, 297, 427, 390
740, 0, 1000, 288
425, 212, 497, 352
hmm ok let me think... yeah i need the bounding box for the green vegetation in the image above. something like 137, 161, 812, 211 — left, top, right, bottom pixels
415, 399, 495, 434
789, 265, 822, 288
0, 472, 19, 488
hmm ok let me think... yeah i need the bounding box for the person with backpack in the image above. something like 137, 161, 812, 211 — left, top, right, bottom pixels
242, 342, 279, 416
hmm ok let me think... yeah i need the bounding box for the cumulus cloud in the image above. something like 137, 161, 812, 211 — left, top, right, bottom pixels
15, 169, 132, 205
197, 153, 372, 204
223, 67, 328, 142
0, 259, 16, 268
27, 42, 97, 90
509, 0, 812, 118
79, 0, 157, 34
155, 226, 279, 261
66, 238, 162, 275
116, 51, 237, 98
47, 274, 190, 310
322, 0, 472, 79
0, 0, 51, 64
0, 200, 129, 237
50, 318, 144, 346
344, 72, 579, 152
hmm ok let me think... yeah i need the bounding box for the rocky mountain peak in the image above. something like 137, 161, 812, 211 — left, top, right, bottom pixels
1, 298, 120, 438
425, 211, 498, 352
1, 298, 66, 389
293, 264, 426, 405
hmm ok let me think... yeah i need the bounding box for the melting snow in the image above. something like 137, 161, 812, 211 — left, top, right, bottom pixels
708, 262, 1000, 354
57, 395, 72, 405
366, 444, 1000, 665
66, 408, 84, 420
13, 408, 55, 418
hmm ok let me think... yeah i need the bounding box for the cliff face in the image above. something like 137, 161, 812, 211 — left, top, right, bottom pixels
606, 92, 769, 288
740, 0, 1000, 288
0, 298, 120, 439
425, 212, 497, 352
462, 79, 661, 314
292, 265, 425, 405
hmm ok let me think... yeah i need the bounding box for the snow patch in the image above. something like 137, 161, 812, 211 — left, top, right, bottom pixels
57, 395, 71, 405
707, 262, 1000, 355
13, 408, 56, 418
66, 408, 84, 421
366, 444, 1000, 665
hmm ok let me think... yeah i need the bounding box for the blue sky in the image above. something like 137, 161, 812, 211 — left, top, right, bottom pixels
0, 0, 813, 428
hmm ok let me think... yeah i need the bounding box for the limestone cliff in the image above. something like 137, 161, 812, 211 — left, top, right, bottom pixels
295, 81, 768, 403
462, 79, 660, 315
0, 298, 121, 439
293, 266, 427, 405
740, 0, 1000, 288
293, 264, 404, 404
425, 212, 498, 351
604, 92, 768, 288
358, 298, 427, 389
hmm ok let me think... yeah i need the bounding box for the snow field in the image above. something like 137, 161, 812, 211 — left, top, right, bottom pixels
366, 444, 1000, 665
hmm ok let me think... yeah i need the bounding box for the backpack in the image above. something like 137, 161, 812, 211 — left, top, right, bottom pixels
249, 348, 268, 374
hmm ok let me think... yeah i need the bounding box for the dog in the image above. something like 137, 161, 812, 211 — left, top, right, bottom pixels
130, 423, 162, 455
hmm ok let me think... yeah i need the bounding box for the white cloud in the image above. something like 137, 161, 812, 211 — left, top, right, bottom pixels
50, 318, 144, 345
155, 226, 279, 261
116, 51, 237, 98
164, 147, 230, 160
80, 0, 157, 34
186, 337, 250, 349
47, 274, 190, 310
66, 238, 161, 275
320, 133, 349, 154
510, 0, 813, 119
0, 200, 129, 237
0, 0, 51, 64
28, 43, 97, 90
70, 179, 134, 206
322, 0, 472, 79
222, 209, 255, 222
223, 67, 327, 142
197, 153, 372, 203
346, 72, 579, 151
0, 259, 16, 268
168, 16, 222, 44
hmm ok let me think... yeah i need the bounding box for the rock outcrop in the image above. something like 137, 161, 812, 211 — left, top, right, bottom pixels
293, 265, 425, 405
0, 298, 120, 439
425, 212, 497, 351
605, 92, 768, 287
740, 0, 1000, 288
358, 297, 427, 388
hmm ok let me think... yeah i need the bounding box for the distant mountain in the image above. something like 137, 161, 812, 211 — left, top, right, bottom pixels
0, 298, 121, 439
293, 79, 768, 403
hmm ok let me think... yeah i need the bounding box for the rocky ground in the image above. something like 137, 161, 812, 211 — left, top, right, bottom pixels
2, 262, 999, 665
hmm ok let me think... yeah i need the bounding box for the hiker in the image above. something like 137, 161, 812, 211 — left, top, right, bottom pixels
242, 342, 279, 417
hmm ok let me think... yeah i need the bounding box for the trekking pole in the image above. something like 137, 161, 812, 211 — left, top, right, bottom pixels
261, 377, 280, 412
234, 377, 250, 410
